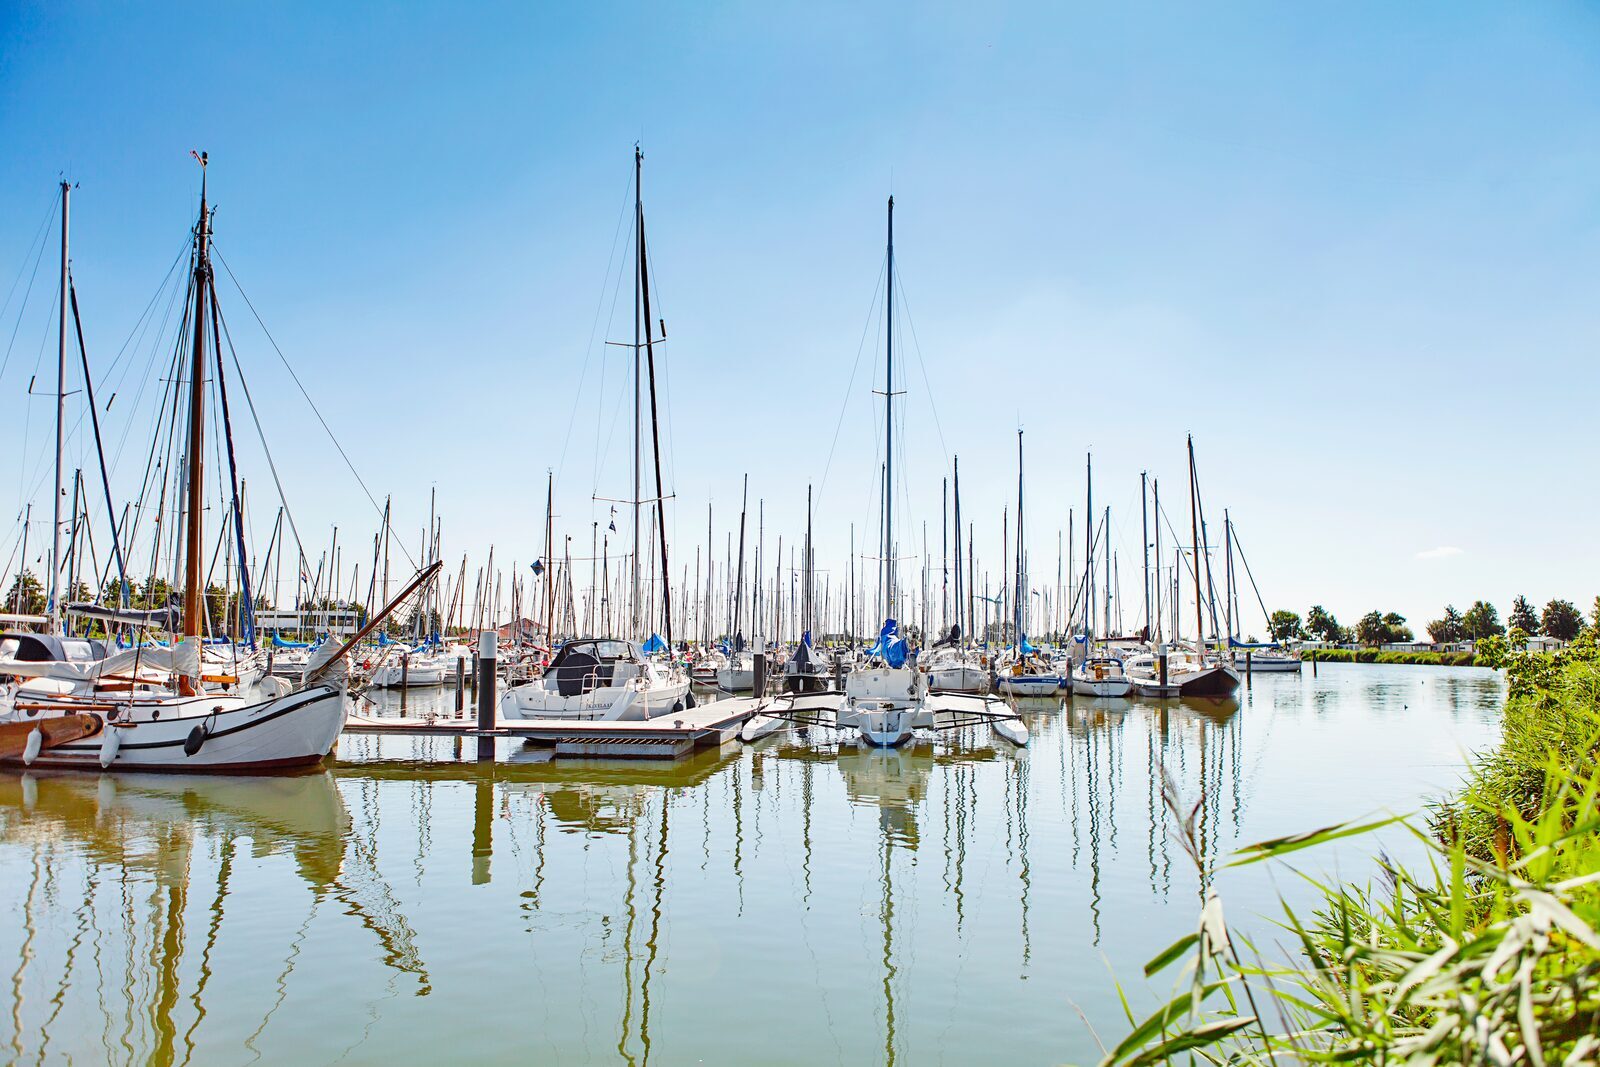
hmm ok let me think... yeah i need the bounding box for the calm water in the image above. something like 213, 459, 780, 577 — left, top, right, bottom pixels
0, 664, 1503, 1065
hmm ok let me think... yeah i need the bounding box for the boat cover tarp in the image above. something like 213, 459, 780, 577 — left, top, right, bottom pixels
866, 618, 907, 668
1228, 638, 1284, 650
65, 602, 178, 628
641, 633, 667, 654
272, 632, 312, 649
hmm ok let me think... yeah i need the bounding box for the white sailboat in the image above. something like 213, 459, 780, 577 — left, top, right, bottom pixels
497, 147, 690, 723
1, 165, 434, 772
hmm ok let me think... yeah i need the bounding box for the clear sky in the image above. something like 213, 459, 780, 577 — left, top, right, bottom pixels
2, 1, 1598, 637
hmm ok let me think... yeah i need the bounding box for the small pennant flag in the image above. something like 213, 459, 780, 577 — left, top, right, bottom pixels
531, 559, 545, 576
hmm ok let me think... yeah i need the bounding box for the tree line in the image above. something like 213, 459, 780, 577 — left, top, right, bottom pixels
1267, 596, 1596, 647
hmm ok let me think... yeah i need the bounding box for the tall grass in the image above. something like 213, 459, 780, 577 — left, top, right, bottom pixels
1101, 634, 1600, 1065
1303, 648, 1479, 667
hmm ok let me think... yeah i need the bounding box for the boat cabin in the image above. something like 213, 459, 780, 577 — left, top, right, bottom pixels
0, 631, 107, 669
540, 639, 646, 695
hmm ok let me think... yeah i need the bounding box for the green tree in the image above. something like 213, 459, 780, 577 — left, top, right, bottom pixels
4, 570, 44, 615
1267, 609, 1302, 642
1591, 595, 1600, 633
1382, 611, 1413, 642
1540, 598, 1583, 642
1427, 605, 1464, 643
1461, 600, 1503, 641
1356, 610, 1386, 646
1508, 595, 1539, 634
1305, 604, 1343, 643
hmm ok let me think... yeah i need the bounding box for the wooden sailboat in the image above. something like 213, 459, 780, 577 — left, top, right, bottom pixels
1, 160, 433, 772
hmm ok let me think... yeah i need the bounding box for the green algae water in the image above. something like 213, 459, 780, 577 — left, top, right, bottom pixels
0, 664, 1502, 1065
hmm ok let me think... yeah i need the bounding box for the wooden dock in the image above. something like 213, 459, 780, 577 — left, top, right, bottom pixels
344, 697, 766, 760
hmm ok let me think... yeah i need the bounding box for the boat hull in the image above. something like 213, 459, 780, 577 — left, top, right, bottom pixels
996, 675, 1063, 697
1072, 676, 1132, 698
1, 685, 347, 773
929, 666, 990, 693
1178, 664, 1242, 697
499, 679, 691, 722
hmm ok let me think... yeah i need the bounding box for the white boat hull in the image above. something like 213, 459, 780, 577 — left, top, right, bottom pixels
996, 674, 1063, 697
1072, 676, 1133, 697
499, 678, 691, 722
929, 665, 990, 693
2, 685, 347, 773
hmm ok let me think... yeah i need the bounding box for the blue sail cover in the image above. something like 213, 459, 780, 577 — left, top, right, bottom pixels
271, 632, 311, 649
1014, 635, 1038, 654
641, 633, 668, 654
1228, 638, 1283, 650
801, 630, 812, 648
867, 618, 908, 668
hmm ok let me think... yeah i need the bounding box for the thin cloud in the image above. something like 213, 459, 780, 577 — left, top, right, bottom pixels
1415, 546, 1464, 560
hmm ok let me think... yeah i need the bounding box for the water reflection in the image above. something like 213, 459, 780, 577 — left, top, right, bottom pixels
0, 667, 1505, 1065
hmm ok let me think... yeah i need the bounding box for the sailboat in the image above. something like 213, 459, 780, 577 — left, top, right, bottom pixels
0, 162, 430, 772
925, 456, 990, 694
1069, 454, 1132, 698
500, 147, 691, 723
994, 431, 1066, 698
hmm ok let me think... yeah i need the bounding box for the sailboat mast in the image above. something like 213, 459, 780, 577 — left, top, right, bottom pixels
637, 186, 673, 651
882, 196, 895, 621
182, 159, 212, 653
1188, 434, 1204, 648
1140, 471, 1150, 638
49, 180, 69, 631
1015, 430, 1024, 643
631, 146, 642, 637
952, 457, 962, 645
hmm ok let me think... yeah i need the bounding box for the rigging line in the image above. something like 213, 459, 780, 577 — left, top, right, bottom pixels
211, 246, 403, 558
94, 234, 189, 386
209, 296, 321, 585
1227, 526, 1273, 634
814, 254, 888, 516
0, 193, 58, 385
592, 205, 638, 500
562, 166, 636, 499
891, 264, 950, 472
106, 262, 189, 480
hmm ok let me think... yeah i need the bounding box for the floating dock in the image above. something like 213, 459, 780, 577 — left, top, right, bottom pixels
344, 697, 766, 760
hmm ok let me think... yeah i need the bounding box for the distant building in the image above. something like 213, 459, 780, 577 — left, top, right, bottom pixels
256, 608, 362, 635
1525, 635, 1565, 652
1382, 641, 1437, 653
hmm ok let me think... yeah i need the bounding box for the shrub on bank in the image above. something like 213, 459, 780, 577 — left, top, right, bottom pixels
1301, 648, 1477, 667
1103, 637, 1600, 1064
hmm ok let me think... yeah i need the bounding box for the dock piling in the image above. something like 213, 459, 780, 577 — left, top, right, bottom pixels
476, 631, 497, 761
754, 651, 767, 698
455, 656, 465, 713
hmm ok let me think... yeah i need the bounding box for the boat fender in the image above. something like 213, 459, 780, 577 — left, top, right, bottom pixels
671, 699, 685, 714
100, 727, 121, 768
22, 728, 42, 766
184, 723, 210, 757
684, 690, 697, 709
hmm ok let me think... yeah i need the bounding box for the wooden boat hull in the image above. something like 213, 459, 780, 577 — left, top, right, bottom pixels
0, 685, 346, 773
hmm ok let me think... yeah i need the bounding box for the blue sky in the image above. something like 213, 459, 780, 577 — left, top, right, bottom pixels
2, 1, 1598, 636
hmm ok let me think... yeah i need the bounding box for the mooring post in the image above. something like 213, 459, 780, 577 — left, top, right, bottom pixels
1245, 649, 1252, 688
476, 630, 497, 761
833, 650, 844, 691
400, 653, 409, 711
753, 650, 767, 698
1312, 651, 1318, 677
1158, 648, 1168, 691
455, 656, 466, 714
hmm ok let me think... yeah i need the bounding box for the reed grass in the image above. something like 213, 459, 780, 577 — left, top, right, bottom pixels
1100, 634, 1600, 1065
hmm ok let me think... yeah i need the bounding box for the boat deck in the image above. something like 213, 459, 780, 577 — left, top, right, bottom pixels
344, 697, 766, 759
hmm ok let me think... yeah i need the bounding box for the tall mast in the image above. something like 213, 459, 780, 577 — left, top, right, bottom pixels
1015, 430, 1024, 643
49, 180, 69, 632
941, 476, 948, 634
1188, 434, 1204, 648
1141, 471, 1150, 640
181, 156, 212, 685
882, 196, 895, 621
952, 459, 961, 644
631, 146, 643, 636
637, 179, 673, 651
1083, 453, 1093, 642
